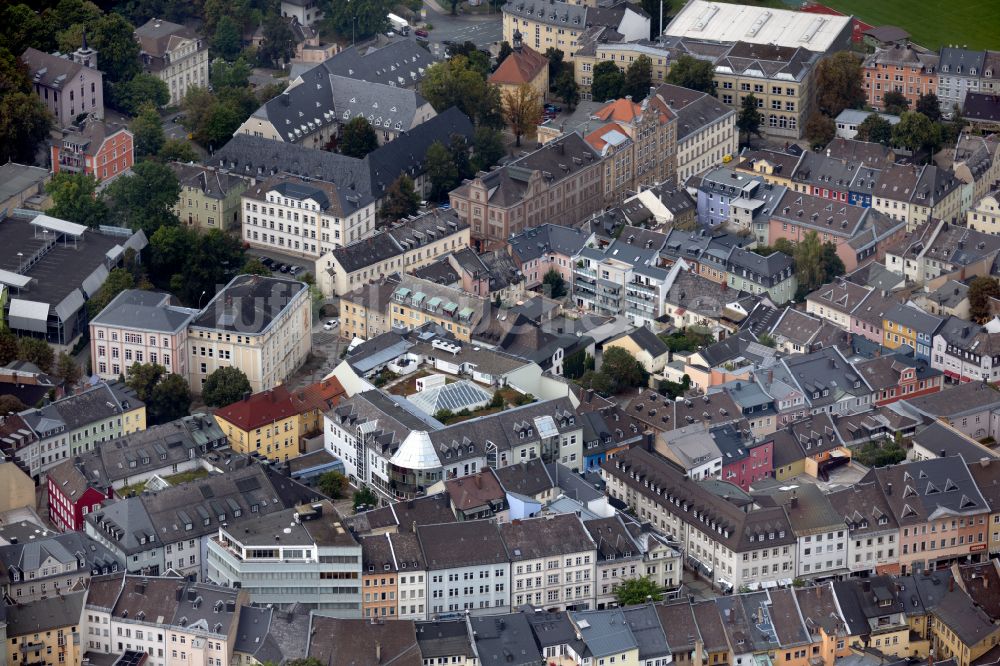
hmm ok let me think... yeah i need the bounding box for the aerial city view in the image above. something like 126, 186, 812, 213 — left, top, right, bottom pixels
2, 0, 1000, 663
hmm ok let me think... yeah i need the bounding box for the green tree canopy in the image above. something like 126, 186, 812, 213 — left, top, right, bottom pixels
814, 51, 864, 117
150, 373, 191, 424
969, 276, 1000, 323
242, 258, 272, 276
87, 268, 135, 318
340, 117, 379, 158
545, 47, 565, 83
555, 70, 580, 111
916, 93, 942, 122
882, 90, 909, 115
131, 103, 165, 158
257, 15, 296, 67
591, 61, 625, 102
210, 57, 253, 90
892, 110, 941, 157
425, 140, 459, 201
421, 56, 493, 123
320, 0, 392, 44
381, 174, 421, 222
502, 82, 542, 147
158, 138, 199, 163
855, 114, 894, 146
471, 126, 505, 173
601, 346, 648, 391
805, 112, 836, 150
212, 15, 242, 61
497, 41, 513, 65
56, 352, 82, 386
0, 394, 27, 415
0, 4, 55, 55
737, 93, 763, 146
201, 367, 252, 407
317, 471, 348, 499
624, 55, 653, 102
615, 577, 662, 606
353, 486, 378, 511
18, 337, 54, 373
0, 47, 52, 163
105, 161, 181, 235
542, 269, 567, 299
665, 55, 717, 95
116, 73, 170, 114
126, 362, 166, 402
46, 172, 109, 228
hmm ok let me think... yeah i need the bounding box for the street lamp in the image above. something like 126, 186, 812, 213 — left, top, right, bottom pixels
198, 290, 208, 309
352, 16, 359, 45
16, 252, 23, 272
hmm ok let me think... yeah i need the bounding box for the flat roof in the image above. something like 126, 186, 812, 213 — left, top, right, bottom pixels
191, 274, 307, 334
663, 0, 852, 52
0, 163, 49, 203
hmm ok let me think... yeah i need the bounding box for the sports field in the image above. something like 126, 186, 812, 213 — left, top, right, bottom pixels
820, 0, 998, 51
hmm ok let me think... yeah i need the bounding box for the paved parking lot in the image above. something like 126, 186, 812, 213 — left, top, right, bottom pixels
247, 248, 313, 277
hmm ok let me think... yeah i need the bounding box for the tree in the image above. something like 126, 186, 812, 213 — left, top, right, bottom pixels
421, 56, 493, 122
212, 15, 242, 61
542, 268, 567, 299
497, 41, 513, 65
916, 93, 942, 122
471, 126, 505, 173
339, 117, 379, 158
855, 114, 894, 145
115, 73, 170, 114
381, 174, 421, 221
892, 110, 941, 158
969, 276, 1000, 322
564, 349, 594, 380
786, 230, 844, 294
805, 112, 836, 150
158, 138, 199, 163
737, 93, 763, 147
554, 70, 580, 111
149, 373, 191, 424
444, 42, 490, 78
601, 347, 648, 391
131, 103, 165, 158
0, 333, 17, 366
201, 367, 252, 407
544, 47, 565, 84
171, 229, 246, 305
46, 172, 109, 228
665, 55, 716, 95
503, 83, 542, 147
126, 362, 166, 402
210, 57, 252, 90
317, 471, 348, 499
426, 141, 459, 200
87, 268, 135, 317
0, 394, 27, 415
624, 55, 653, 102
814, 51, 864, 117
91, 13, 142, 84
1, 4, 55, 55
105, 161, 181, 235
18, 337, 54, 373
319, 0, 392, 41
242, 258, 272, 276
353, 486, 378, 511
615, 577, 662, 606
0, 47, 52, 164
478, 84, 505, 130
55, 352, 81, 386
258, 15, 296, 67
882, 90, 909, 115
591, 61, 625, 102
579, 370, 614, 395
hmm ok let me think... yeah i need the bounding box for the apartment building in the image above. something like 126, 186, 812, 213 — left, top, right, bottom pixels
10, 382, 145, 478
885, 219, 1000, 286
937, 47, 988, 112
417, 520, 511, 616
602, 447, 796, 592
206, 501, 361, 615
0, 529, 120, 603
242, 174, 376, 261
805, 279, 873, 330
872, 163, 964, 231
827, 482, 900, 576
50, 118, 133, 183
500, 514, 596, 611
21, 40, 103, 128
134, 18, 209, 106
967, 189, 1000, 235
655, 84, 737, 183
581, 95, 678, 200
387, 276, 487, 342
449, 133, 604, 246
573, 42, 674, 101
90, 289, 197, 381
169, 163, 247, 232
187, 275, 311, 394
502, 0, 649, 57
882, 303, 943, 362
320, 210, 468, 298
6, 591, 85, 666
507, 224, 594, 289
932, 316, 1000, 384
338, 280, 398, 341
863, 44, 939, 110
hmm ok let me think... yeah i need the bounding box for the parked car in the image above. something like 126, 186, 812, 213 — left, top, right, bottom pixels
544, 104, 562, 113
438, 202, 451, 210
323, 319, 338, 331
260, 257, 274, 267
279, 264, 290, 273
289, 265, 302, 276
415, 28, 429, 38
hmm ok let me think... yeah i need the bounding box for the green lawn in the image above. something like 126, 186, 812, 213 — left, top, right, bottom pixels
820, 0, 998, 51
164, 468, 210, 485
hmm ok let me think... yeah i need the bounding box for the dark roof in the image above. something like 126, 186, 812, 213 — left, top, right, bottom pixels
415, 619, 474, 659
20, 48, 92, 89
416, 520, 508, 569
90, 289, 196, 333
607, 326, 669, 357
691, 601, 728, 652
309, 617, 421, 666
655, 601, 699, 652
902, 381, 1000, 419
652, 84, 734, 141
320, 40, 435, 88
911, 422, 997, 464
470, 613, 543, 666
827, 480, 898, 536
444, 471, 506, 513
869, 456, 989, 526
191, 274, 306, 333
499, 514, 594, 560
168, 162, 245, 201
7, 590, 85, 636
965, 93, 1000, 123
333, 210, 466, 274
768, 588, 811, 647
492, 459, 554, 498
863, 25, 910, 42
622, 605, 670, 659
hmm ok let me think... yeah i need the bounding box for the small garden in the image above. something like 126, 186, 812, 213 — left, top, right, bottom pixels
852, 438, 908, 468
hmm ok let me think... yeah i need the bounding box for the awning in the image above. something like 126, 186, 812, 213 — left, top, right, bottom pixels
31, 214, 86, 237
8, 298, 49, 333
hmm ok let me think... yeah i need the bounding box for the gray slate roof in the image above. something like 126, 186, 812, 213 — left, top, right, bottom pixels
90, 289, 197, 333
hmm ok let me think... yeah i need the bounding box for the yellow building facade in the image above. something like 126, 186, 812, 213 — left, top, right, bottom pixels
213, 385, 302, 462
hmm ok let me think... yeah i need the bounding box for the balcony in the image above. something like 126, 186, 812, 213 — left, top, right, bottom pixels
575, 266, 597, 279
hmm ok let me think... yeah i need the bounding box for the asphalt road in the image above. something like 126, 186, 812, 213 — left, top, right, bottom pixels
414, 2, 503, 53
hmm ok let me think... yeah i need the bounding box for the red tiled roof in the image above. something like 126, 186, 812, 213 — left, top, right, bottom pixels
213, 385, 300, 431
290, 377, 346, 413
488, 46, 548, 86
594, 98, 642, 123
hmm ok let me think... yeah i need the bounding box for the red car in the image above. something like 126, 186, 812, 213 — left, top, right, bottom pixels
415, 28, 429, 38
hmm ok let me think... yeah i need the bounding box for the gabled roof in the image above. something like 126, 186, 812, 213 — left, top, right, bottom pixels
607, 326, 669, 357
869, 456, 989, 525
499, 513, 595, 560
489, 45, 548, 85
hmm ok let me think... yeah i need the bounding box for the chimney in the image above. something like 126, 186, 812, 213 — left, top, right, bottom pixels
949, 577, 954, 592
940, 449, 946, 458
376, 642, 382, 663
886, 482, 892, 495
